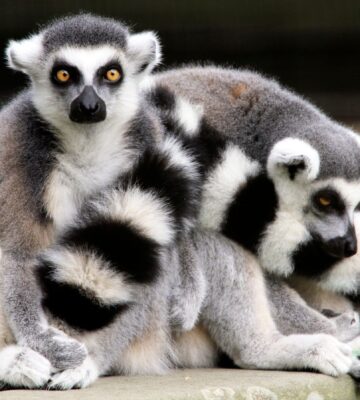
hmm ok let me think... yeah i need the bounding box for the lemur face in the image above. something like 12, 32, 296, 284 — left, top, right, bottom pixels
304, 181, 360, 259
42, 46, 137, 125
6, 14, 161, 132
48, 47, 124, 124
259, 137, 360, 278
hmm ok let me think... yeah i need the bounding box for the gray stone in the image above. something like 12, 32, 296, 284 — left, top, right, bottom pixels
1, 369, 358, 400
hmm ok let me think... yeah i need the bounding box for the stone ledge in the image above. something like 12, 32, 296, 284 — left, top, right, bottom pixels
1, 369, 359, 400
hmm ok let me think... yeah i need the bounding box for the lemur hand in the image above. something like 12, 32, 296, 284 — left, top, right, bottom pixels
26, 327, 87, 370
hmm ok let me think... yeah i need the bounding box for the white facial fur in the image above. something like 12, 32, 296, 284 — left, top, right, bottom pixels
260, 137, 360, 277
259, 178, 360, 277
6, 31, 161, 137
317, 201, 360, 294
32, 45, 140, 137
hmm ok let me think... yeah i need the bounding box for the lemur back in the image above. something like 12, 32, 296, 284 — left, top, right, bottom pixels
155, 66, 360, 297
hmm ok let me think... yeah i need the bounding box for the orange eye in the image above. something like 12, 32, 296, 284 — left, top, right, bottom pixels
56, 69, 70, 83
319, 197, 331, 206
105, 68, 121, 82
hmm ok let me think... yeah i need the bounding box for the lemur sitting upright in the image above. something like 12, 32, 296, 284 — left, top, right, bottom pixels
0, 14, 357, 390
155, 66, 360, 327
0, 13, 198, 377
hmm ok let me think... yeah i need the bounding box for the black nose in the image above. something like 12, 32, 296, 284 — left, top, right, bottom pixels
344, 236, 357, 257
324, 227, 357, 259
80, 99, 100, 115
70, 86, 106, 123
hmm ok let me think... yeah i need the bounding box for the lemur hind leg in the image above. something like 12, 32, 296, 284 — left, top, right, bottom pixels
187, 231, 352, 376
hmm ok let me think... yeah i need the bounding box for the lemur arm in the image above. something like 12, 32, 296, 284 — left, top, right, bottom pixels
0, 91, 92, 373
268, 278, 360, 342
1, 251, 88, 370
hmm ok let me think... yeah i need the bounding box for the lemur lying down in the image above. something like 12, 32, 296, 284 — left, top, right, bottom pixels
0, 229, 358, 390
0, 13, 359, 390
154, 66, 360, 338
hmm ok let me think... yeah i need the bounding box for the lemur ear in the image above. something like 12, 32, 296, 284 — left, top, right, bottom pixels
6, 34, 43, 75
267, 138, 320, 183
127, 31, 161, 76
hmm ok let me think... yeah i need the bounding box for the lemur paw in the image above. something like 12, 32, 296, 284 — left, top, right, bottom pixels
349, 356, 360, 379
48, 357, 98, 390
333, 311, 360, 342
0, 345, 51, 388
304, 335, 352, 376
28, 327, 88, 370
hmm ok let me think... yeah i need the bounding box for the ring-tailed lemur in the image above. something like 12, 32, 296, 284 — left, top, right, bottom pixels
0, 130, 201, 388
28, 80, 360, 388
0, 14, 357, 389
0, 226, 356, 389
154, 66, 360, 315
0, 13, 200, 379
146, 77, 360, 352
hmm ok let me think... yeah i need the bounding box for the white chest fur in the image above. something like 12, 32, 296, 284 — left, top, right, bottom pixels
44, 126, 136, 231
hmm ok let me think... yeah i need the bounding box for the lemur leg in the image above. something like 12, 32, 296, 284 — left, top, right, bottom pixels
169, 242, 206, 332
0, 252, 87, 377
48, 284, 171, 390
0, 302, 52, 388
0, 345, 52, 389
267, 278, 360, 342
188, 231, 352, 376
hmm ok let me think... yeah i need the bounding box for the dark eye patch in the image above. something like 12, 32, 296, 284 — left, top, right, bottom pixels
97, 60, 123, 86
311, 187, 345, 214
50, 60, 81, 86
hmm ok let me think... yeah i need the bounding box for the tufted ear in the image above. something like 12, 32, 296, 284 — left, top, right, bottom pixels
267, 138, 320, 183
127, 31, 161, 76
6, 33, 43, 75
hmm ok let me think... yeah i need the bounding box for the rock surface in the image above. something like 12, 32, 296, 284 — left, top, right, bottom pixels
1, 369, 358, 400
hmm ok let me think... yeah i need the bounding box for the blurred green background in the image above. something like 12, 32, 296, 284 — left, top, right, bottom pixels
1, 0, 360, 123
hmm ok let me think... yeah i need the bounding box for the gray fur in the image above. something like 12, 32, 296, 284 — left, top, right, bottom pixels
42, 14, 129, 53
0, 229, 355, 389
155, 66, 360, 291
0, 19, 358, 389
155, 66, 360, 179
0, 14, 164, 373
155, 65, 360, 351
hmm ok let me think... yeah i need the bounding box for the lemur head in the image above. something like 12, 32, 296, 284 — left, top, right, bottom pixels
260, 128, 360, 280
6, 14, 161, 132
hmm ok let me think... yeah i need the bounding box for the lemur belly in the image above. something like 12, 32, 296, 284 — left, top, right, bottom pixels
119, 326, 172, 375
